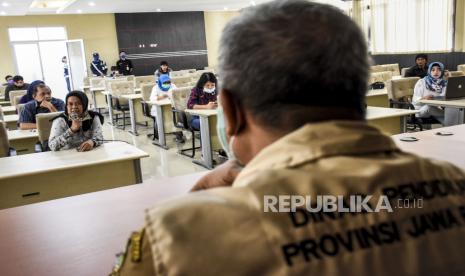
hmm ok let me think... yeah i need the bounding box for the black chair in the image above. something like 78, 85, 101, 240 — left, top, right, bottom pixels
141, 101, 157, 140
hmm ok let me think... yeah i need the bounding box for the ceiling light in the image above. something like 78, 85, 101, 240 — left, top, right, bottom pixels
0, 11, 6, 15
250, 1, 256, 6
223, 6, 228, 10
1, 2, 9, 7
156, 8, 161, 12
88, 1, 95, 6
77, 9, 82, 13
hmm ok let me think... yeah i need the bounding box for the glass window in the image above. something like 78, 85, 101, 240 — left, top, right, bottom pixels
8, 28, 38, 42
38, 27, 67, 40
361, 0, 454, 53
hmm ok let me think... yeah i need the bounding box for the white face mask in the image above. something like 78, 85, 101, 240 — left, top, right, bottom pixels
204, 87, 216, 94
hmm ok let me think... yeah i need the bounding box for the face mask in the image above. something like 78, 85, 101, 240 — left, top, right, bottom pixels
204, 87, 216, 94
217, 99, 236, 160
161, 83, 171, 90
120, 55, 126, 60
7, 80, 13, 85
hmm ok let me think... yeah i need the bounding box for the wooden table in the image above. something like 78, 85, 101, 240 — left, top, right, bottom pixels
0, 142, 149, 209
0, 172, 205, 276
366, 106, 417, 135
7, 129, 39, 154
2, 114, 19, 130
185, 109, 221, 169
2, 105, 16, 115
148, 98, 175, 149
392, 124, 465, 169
121, 94, 149, 136
366, 88, 389, 107
419, 98, 465, 126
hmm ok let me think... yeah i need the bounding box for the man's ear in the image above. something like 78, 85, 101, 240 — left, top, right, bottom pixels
219, 89, 245, 137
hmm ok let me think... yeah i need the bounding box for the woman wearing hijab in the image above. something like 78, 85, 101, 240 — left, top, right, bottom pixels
19, 80, 44, 104
412, 62, 450, 124
187, 72, 218, 130
150, 74, 177, 116
49, 91, 104, 151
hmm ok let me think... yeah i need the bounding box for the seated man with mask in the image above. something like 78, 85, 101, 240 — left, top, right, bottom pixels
113, 1, 465, 275
19, 84, 65, 130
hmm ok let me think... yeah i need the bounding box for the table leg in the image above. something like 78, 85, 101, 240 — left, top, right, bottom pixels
92, 91, 98, 112
193, 116, 213, 169
152, 104, 168, 149
401, 116, 406, 133
128, 99, 138, 136
133, 159, 143, 184
105, 93, 114, 126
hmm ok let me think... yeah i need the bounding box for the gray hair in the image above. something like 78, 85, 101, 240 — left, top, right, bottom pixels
218, 0, 369, 129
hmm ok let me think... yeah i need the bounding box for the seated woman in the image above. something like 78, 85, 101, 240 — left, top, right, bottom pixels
187, 72, 218, 130
49, 91, 104, 151
412, 62, 450, 124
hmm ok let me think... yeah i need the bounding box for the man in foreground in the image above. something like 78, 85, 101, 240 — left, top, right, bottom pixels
115, 1, 465, 275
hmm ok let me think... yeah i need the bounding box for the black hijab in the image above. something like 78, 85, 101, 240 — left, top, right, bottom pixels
52, 91, 104, 131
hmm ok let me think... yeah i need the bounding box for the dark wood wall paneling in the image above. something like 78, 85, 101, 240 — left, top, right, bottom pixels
372, 52, 465, 71
115, 12, 208, 76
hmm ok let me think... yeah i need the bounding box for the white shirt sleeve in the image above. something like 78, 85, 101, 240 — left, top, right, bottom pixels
412, 79, 426, 106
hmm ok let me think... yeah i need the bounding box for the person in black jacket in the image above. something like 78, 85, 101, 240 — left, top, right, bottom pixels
90, 52, 108, 77
116, 51, 134, 76
405, 54, 428, 78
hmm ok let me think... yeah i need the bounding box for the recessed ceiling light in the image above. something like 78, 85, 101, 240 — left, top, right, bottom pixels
250, 1, 256, 6
1, 2, 9, 7
77, 9, 82, 13
224, 6, 228, 10
88, 1, 95, 6
156, 8, 161, 12
0, 11, 6, 15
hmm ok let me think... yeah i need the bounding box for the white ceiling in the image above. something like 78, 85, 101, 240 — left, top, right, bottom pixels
0, 0, 349, 16
0, 0, 271, 15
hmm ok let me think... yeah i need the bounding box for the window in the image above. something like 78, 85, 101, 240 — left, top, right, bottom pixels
361, 0, 454, 53
8, 27, 67, 42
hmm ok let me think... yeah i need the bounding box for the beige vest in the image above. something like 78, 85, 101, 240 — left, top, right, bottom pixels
119, 121, 465, 275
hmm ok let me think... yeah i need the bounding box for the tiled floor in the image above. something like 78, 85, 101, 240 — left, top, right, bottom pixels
101, 117, 207, 183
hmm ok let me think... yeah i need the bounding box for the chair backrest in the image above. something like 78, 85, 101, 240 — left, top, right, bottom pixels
389, 77, 420, 100
449, 71, 465, 77
83, 77, 90, 86
36, 111, 64, 144
90, 77, 106, 88
140, 83, 155, 101
12, 95, 24, 107
371, 64, 400, 76
171, 87, 192, 112
105, 79, 126, 92
369, 71, 393, 84
457, 64, 465, 73
135, 76, 155, 88
170, 70, 191, 78
401, 67, 409, 77
0, 122, 10, 157
193, 69, 214, 78
111, 81, 135, 106
126, 75, 135, 82
171, 76, 193, 88
9, 90, 27, 104
0, 85, 6, 99
17, 104, 26, 117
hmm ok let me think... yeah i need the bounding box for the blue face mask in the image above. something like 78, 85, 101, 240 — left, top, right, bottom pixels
161, 83, 171, 91
7, 79, 13, 85
217, 99, 236, 160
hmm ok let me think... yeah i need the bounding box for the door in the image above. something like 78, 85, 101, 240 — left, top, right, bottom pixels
66, 39, 87, 91
39, 41, 69, 100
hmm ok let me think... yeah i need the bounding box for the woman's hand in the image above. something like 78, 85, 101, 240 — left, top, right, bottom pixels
78, 140, 94, 152
70, 119, 82, 133
444, 70, 451, 81
190, 160, 242, 192
206, 101, 218, 109
422, 95, 434, 100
